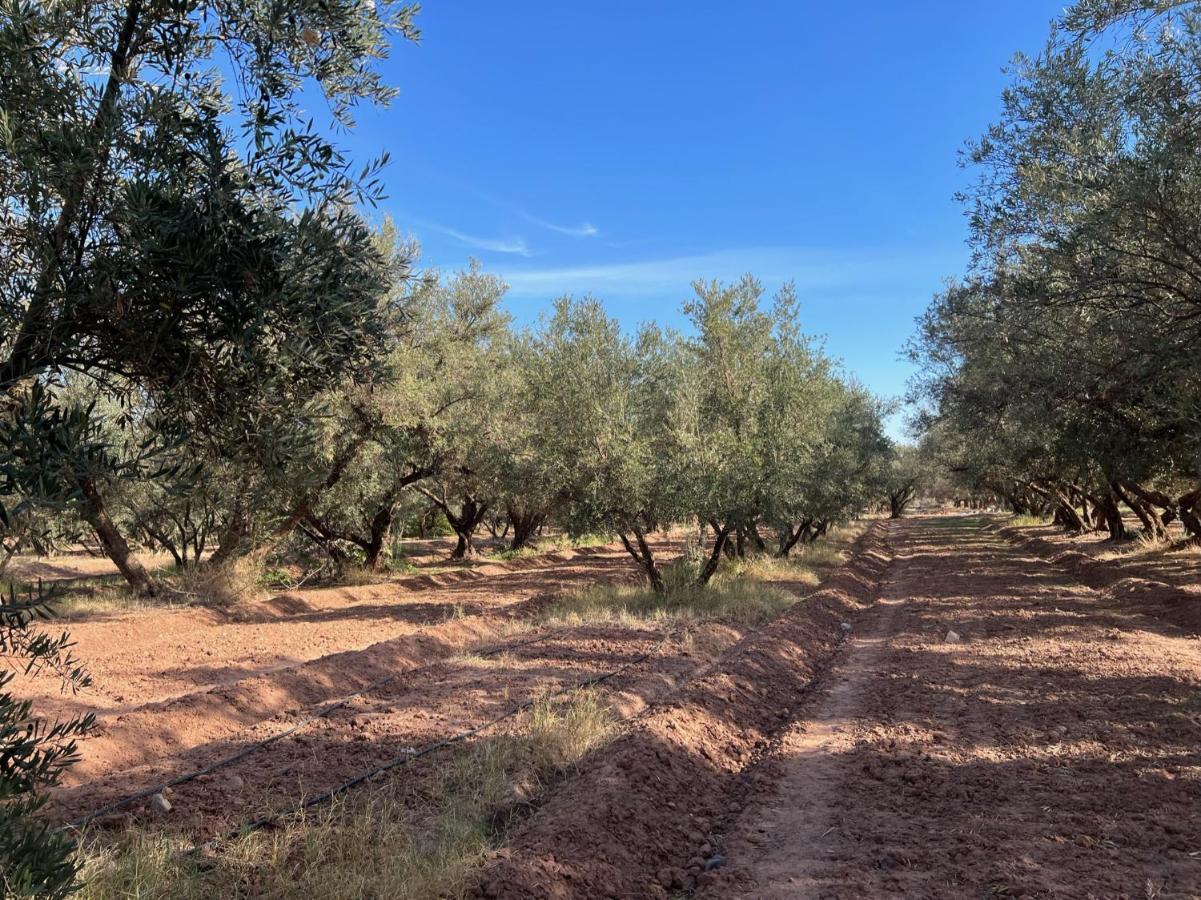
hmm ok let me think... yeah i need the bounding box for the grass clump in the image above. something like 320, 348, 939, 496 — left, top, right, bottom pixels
543, 573, 796, 628
173, 558, 265, 607
541, 523, 862, 629
76, 692, 616, 900
1009, 513, 1052, 528
488, 532, 611, 562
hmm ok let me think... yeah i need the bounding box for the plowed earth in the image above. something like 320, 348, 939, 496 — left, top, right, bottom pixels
476, 516, 1200, 899
40, 532, 796, 842
36, 537, 683, 820
41, 516, 1201, 899
704, 516, 1201, 898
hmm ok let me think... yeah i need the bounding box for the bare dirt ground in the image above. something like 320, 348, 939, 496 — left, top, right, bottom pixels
28, 538, 672, 789
701, 516, 1201, 898
471, 523, 894, 899
1001, 520, 1201, 633
58, 619, 743, 837
47, 516, 1201, 897
46, 529, 814, 842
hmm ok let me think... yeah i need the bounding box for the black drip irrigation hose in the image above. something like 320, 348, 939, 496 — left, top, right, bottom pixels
191, 626, 682, 855
66, 626, 570, 832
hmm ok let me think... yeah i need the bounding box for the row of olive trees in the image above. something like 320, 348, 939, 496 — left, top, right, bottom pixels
24, 248, 899, 597
203, 267, 897, 592
503, 278, 895, 591
0, 1, 421, 894
910, 0, 1201, 543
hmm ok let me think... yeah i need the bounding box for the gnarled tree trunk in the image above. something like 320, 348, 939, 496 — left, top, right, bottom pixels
77, 476, 156, 597
507, 504, 545, 552
618, 527, 664, 594
697, 521, 733, 586
776, 517, 813, 557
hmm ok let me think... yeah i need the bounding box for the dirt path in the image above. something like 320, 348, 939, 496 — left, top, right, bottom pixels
705, 516, 1201, 898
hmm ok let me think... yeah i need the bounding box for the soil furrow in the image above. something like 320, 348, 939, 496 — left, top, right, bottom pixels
703, 516, 1201, 898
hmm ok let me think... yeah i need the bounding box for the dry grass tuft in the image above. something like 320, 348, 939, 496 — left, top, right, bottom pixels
173, 558, 264, 607
76, 692, 616, 900
488, 532, 611, 562
539, 523, 863, 629
1096, 530, 1201, 561
48, 578, 166, 621
1009, 513, 1052, 528
541, 576, 798, 629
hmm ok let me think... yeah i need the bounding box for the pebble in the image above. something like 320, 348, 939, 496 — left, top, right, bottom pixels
149, 793, 172, 815
944, 629, 961, 644
840, 622, 853, 632
703, 854, 727, 871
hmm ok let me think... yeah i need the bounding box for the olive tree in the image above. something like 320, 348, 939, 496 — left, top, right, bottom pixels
911, 0, 1201, 541
0, 2, 420, 887
519, 298, 686, 591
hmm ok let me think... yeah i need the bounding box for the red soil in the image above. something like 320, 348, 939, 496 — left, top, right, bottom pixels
999, 521, 1201, 633
40, 533, 739, 835
45, 516, 1200, 897
475, 517, 1201, 898
56, 620, 747, 837
29, 541, 655, 787
472, 522, 894, 899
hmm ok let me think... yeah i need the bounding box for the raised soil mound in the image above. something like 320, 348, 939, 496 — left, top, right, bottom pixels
471, 522, 894, 899
997, 524, 1201, 634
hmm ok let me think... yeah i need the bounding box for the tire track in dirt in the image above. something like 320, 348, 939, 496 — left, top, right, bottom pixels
703, 515, 1201, 898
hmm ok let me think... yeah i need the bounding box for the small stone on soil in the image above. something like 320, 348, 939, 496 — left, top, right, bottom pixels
149, 793, 172, 815
944, 629, 961, 643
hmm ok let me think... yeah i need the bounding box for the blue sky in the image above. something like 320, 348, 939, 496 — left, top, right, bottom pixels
341, 2, 1062, 434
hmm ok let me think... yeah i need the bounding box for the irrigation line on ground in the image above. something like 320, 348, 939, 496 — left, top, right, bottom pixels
192, 626, 684, 854
66, 627, 570, 831
67, 539, 665, 831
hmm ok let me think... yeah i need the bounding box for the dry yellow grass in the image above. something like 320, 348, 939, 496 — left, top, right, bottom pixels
1094, 531, 1201, 562
76, 691, 616, 900
1009, 513, 1052, 528
538, 522, 863, 629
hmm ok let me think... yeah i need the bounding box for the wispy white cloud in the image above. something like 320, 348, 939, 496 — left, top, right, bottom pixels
518, 213, 599, 238
496, 245, 970, 319
411, 218, 531, 256
499, 247, 940, 299
399, 162, 599, 240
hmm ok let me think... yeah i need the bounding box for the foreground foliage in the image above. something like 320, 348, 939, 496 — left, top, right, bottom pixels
0, 585, 93, 898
